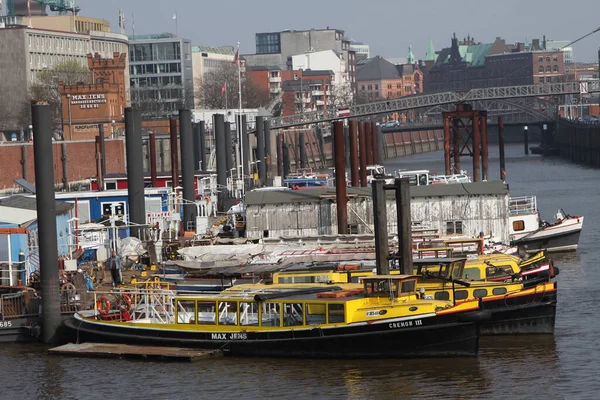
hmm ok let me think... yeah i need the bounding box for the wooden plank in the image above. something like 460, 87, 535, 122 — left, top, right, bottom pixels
49, 343, 222, 362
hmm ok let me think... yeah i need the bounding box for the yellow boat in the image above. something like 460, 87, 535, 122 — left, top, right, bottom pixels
272, 256, 557, 335
64, 274, 488, 358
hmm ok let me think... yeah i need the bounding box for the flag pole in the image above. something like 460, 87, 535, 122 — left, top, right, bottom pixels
236, 42, 244, 197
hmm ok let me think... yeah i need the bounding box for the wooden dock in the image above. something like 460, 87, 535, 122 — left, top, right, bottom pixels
49, 343, 223, 361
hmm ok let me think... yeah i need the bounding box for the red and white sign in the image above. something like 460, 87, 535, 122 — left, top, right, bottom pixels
338, 107, 350, 117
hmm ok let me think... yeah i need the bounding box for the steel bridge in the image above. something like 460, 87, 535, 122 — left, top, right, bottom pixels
269, 81, 600, 129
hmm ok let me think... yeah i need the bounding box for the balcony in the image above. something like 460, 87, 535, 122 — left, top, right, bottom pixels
269, 76, 281, 83
311, 90, 324, 96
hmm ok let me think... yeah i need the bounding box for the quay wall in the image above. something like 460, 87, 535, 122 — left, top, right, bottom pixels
0, 140, 125, 190
555, 120, 600, 167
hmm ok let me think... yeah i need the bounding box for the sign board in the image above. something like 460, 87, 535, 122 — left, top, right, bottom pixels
580, 82, 589, 94
338, 107, 350, 117
146, 211, 173, 224
70, 94, 108, 109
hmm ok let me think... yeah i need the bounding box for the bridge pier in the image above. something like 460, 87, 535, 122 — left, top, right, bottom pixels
443, 104, 490, 181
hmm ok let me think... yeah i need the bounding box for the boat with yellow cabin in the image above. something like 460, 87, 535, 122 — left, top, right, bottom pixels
64, 274, 488, 358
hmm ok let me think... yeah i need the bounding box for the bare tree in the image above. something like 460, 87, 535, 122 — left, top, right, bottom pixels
198, 63, 269, 109
22, 60, 89, 127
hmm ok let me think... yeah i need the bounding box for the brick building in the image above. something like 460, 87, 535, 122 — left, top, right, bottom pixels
356, 56, 423, 102
425, 34, 566, 92
59, 52, 127, 140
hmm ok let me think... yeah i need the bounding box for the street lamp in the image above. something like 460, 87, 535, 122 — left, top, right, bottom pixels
111, 119, 116, 138
66, 93, 73, 141
28, 125, 33, 142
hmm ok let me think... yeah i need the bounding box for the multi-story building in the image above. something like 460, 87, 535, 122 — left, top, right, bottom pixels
191, 45, 235, 107
281, 70, 335, 115
356, 56, 423, 102
128, 33, 194, 117
246, 66, 299, 101
243, 28, 357, 91
0, 16, 128, 130
350, 41, 370, 62
291, 49, 348, 87
425, 34, 566, 92
59, 52, 128, 140
545, 40, 573, 64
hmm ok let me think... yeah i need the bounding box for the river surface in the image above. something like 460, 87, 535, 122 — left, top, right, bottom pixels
0, 144, 598, 399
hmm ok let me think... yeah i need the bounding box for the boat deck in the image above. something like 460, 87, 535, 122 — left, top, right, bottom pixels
49, 342, 223, 362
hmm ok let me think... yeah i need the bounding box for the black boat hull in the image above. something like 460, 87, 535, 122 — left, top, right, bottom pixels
480, 284, 557, 335
64, 312, 482, 358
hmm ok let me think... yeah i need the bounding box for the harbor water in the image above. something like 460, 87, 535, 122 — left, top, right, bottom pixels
0, 144, 598, 399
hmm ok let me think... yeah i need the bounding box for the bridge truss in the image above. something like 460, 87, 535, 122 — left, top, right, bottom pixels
269, 81, 600, 129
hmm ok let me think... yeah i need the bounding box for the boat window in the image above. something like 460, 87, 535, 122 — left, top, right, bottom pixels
365, 279, 400, 297
176, 300, 196, 324
473, 289, 488, 299
240, 302, 259, 326
260, 302, 281, 327
512, 220, 525, 231
463, 267, 481, 281
218, 301, 238, 326
400, 279, 416, 294
305, 303, 327, 325
283, 303, 304, 326
197, 301, 217, 325
455, 290, 469, 300
328, 304, 345, 323
485, 265, 513, 279
435, 291, 450, 300
492, 287, 508, 295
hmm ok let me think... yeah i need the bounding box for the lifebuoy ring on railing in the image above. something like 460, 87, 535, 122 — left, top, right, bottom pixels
96, 296, 111, 315
118, 294, 132, 313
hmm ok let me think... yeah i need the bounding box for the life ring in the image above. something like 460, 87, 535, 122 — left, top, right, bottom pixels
96, 296, 111, 315
118, 294, 132, 313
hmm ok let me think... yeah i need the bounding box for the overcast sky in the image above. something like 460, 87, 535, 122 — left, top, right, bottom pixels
77, 0, 600, 62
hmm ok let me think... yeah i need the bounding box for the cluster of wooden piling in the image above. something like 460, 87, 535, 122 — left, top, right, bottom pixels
555, 120, 600, 167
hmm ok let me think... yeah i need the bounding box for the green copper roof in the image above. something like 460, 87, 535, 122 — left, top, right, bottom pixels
424, 39, 436, 61
407, 44, 415, 64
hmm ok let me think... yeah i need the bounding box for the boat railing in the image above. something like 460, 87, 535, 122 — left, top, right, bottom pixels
509, 196, 537, 216
0, 290, 40, 320
92, 288, 177, 323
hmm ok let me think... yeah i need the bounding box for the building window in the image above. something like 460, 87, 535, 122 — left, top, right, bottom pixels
396, 83, 401, 89
387, 84, 392, 89
539, 77, 544, 84
545, 66, 551, 73
256, 33, 281, 54
538, 65, 544, 73
361, 85, 365, 90
553, 65, 559, 72
446, 221, 463, 234
367, 85, 372, 90
546, 76, 552, 82
538, 56, 543, 62
375, 84, 379, 90
546, 56, 550, 62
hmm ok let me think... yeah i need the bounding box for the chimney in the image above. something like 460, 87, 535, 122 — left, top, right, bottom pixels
517, 43, 525, 52
532, 39, 540, 50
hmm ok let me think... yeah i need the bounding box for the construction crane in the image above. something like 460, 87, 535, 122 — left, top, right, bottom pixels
6, 0, 79, 16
